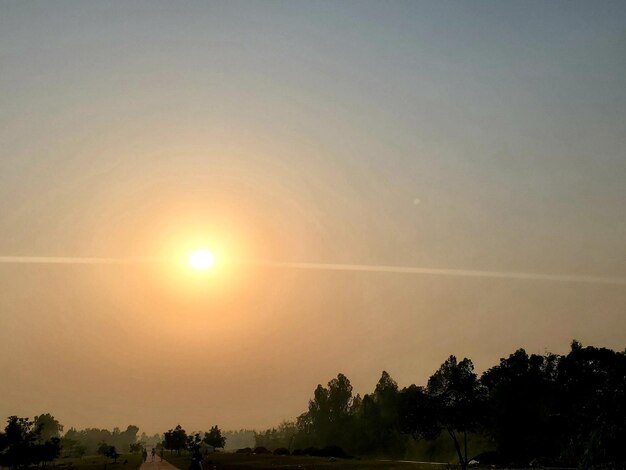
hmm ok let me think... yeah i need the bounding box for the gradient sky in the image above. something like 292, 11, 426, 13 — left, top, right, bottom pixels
1, 1, 625, 434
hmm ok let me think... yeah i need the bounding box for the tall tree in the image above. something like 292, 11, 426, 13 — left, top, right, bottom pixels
427, 356, 485, 470
481, 348, 559, 464
33, 414, 63, 442
203, 426, 226, 449
373, 371, 403, 455
306, 373, 354, 448
0, 416, 61, 469
556, 341, 626, 467
398, 384, 439, 441
163, 425, 188, 455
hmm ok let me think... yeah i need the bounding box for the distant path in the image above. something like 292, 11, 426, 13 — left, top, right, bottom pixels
139, 459, 180, 470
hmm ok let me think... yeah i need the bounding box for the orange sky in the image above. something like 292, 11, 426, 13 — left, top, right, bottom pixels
1, 2, 625, 433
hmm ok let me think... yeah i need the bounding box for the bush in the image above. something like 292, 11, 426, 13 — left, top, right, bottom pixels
291, 449, 304, 456
235, 447, 252, 454
320, 446, 350, 459
273, 447, 290, 455
253, 446, 270, 454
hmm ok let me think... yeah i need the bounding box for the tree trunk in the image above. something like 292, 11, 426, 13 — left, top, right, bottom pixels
464, 430, 468, 465
446, 428, 466, 470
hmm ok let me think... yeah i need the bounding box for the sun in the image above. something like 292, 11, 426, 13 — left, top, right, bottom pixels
188, 249, 216, 270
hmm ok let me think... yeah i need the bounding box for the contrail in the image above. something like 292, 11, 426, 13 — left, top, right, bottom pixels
245, 260, 626, 286
0, 256, 162, 265
1, 256, 625, 286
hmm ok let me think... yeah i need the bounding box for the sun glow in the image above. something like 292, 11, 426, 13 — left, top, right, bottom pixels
188, 249, 216, 270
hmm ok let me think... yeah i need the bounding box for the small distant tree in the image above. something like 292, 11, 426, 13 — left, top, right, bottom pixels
98, 442, 120, 463
60, 436, 86, 458
203, 426, 226, 449
98, 441, 110, 457
186, 433, 202, 453
105, 446, 120, 463
163, 425, 187, 455
129, 442, 144, 454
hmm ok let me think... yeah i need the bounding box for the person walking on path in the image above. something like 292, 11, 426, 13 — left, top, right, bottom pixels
137, 454, 179, 470
142, 448, 148, 463
151, 447, 156, 463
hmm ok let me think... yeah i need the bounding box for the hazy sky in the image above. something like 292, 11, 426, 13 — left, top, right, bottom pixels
1, 1, 625, 433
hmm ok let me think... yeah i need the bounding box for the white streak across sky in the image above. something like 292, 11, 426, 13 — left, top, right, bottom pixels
1, 256, 625, 286
0, 256, 158, 265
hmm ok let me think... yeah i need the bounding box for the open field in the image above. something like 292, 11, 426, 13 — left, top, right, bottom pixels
52, 454, 143, 470
164, 453, 453, 470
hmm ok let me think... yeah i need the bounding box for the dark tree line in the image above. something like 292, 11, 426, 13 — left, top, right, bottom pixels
162, 424, 226, 455
0, 414, 145, 467
0, 416, 62, 469
62, 425, 139, 456
255, 341, 625, 469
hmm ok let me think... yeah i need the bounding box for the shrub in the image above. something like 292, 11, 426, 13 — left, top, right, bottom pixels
320, 446, 350, 459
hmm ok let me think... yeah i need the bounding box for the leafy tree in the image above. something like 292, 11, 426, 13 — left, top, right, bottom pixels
163, 425, 187, 455
60, 436, 86, 458
129, 442, 144, 454
351, 393, 377, 454
0, 417, 39, 469
186, 433, 202, 454
98, 441, 111, 456
348, 372, 405, 456
398, 384, 439, 441
0, 416, 61, 469
426, 356, 485, 470
104, 446, 120, 463
222, 430, 255, 451
33, 414, 63, 442
481, 348, 559, 464
117, 425, 139, 452
307, 373, 354, 448
37, 437, 62, 467
555, 341, 626, 467
372, 371, 403, 455
203, 425, 226, 449
254, 422, 294, 450
139, 432, 162, 448
261, 341, 626, 466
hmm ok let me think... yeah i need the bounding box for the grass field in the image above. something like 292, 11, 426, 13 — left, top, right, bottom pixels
53, 453, 143, 470
164, 452, 454, 470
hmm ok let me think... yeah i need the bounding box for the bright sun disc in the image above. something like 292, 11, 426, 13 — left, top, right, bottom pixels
188, 249, 216, 270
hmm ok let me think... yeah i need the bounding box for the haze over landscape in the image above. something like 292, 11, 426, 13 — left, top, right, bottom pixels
1, 1, 625, 435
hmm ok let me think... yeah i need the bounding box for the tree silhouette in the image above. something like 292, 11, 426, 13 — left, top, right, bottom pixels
481, 348, 559, 464
163, 425, 187, 455
398, 384, 439, 441
203, 426, 226, 449
33, 414, 63, 443
0, 416, 61, 469
427, 356, 485, 470
306, 373, 354, 448
555, 341, 626, 466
